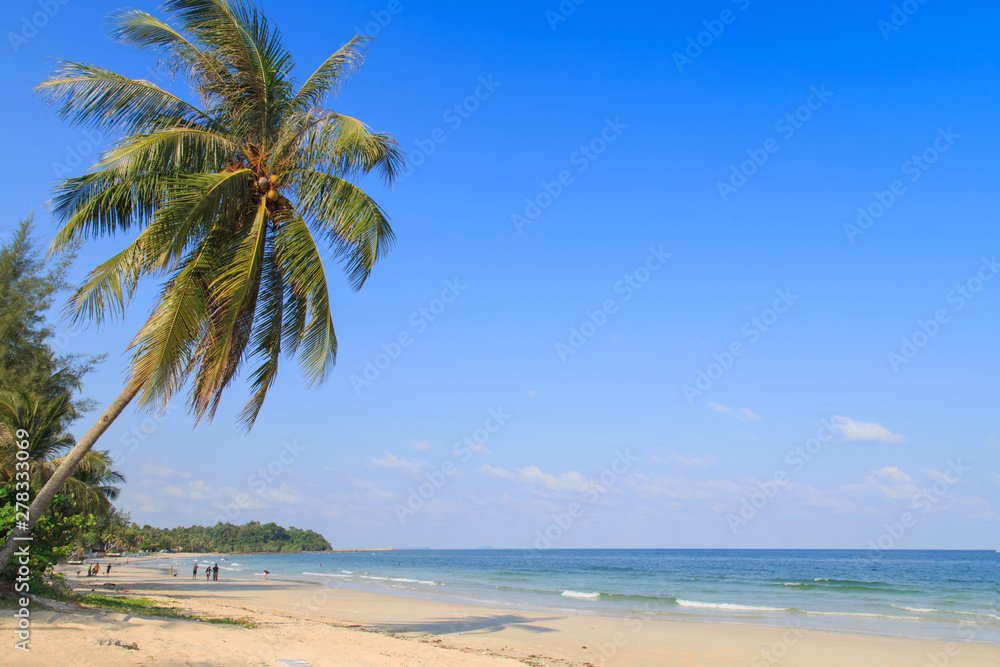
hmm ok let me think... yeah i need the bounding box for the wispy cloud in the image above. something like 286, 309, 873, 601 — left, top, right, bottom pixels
516, 465, 590, 493
139, 464, 192, 480
630, 473, 742, 500
407, 440, 432, 452
708, 402, 761, 422
654, 449, 716, 467
841, 466, 920, 500
832, 416, 905, 443
350, 477, 396, 501
479, 463, 515, 480
369, 452, 427, 471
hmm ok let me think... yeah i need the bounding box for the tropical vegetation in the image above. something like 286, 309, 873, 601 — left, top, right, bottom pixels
102, 517, 331, 553
0, 216, 122, 583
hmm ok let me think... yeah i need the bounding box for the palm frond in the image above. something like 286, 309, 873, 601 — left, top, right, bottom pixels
272, 205, 336, 384
36, 61, 215, 134
66, 235, 157, 323
95, 127, 240, 177
189, 196, 269, 420
50, 171, 162, 250
289, 36, 369, 112
129, 255, 211, 410
281, 111, 403, 184
292, 169, 394, 289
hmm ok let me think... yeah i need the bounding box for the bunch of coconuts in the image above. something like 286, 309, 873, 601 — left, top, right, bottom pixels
258, 175, 282, 203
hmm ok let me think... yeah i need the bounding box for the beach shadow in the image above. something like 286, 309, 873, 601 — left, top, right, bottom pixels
69, 578, 308, 596
374, 613, 560, 636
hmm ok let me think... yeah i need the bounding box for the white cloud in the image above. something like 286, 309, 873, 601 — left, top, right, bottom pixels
654, 449, 716, 467
369, 452, 426, 471
350, 477, 396, 501
516, 466, 590, 493
708, 402, 760, 422
832, 416, 905, 443
875, 466, 913, 484
783, 483, 854, 509
841, 466, 920, 500
479, 464, 515, 480
630, 474, 742, 500
259, 483, 304, 505
406, 440, 432, 452
139, 464, 192, 480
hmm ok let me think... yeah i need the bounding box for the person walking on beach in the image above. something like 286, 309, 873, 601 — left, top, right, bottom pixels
193, 563, 198, 579
106, 563, 112, 575
206, 568, 211, 580
212, 564, 219, 581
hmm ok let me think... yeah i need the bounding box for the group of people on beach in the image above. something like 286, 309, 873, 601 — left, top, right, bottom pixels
192, 563, 220, 580
82, 563, 110, 577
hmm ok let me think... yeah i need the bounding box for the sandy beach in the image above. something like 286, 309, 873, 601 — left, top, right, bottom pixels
0, 556, 993, 666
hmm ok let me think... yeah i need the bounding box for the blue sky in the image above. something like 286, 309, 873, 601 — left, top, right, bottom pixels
2, 0, 997, 549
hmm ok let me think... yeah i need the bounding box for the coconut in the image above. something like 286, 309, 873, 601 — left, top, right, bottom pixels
257, 176, 269, 189
268, 174, 280, 188
266, 190, 279, 202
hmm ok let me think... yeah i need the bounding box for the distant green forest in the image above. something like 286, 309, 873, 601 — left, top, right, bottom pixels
106, 519, 332, 554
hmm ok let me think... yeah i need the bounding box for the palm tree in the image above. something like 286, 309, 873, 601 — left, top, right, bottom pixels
0, 391, 125, 516
0, 0, 403, 570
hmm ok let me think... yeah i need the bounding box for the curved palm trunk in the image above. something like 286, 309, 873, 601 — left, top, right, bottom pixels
0, 382, 140, 573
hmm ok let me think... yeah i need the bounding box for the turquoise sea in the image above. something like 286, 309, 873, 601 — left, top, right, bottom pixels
145, 549, 997, 642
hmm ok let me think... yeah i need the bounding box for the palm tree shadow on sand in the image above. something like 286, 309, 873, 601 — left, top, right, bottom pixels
373, 614, 561, 636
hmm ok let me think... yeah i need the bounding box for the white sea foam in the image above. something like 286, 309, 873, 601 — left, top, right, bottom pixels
356, 574, 441, 586
676, 599, 788, 612
388, 577, 441, 586
892, 605, 939, 614
805, 611, 914, 621
561, 590, 601, 600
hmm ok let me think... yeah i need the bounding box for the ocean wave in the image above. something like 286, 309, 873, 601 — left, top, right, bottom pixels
892, 605, 939, 614
301, 571, 442, 586
676, 599, 789, 612
383, 577, 442, 586
561, 590, 601, 599
804, 611, 916, 621
798, 579, 922, 595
